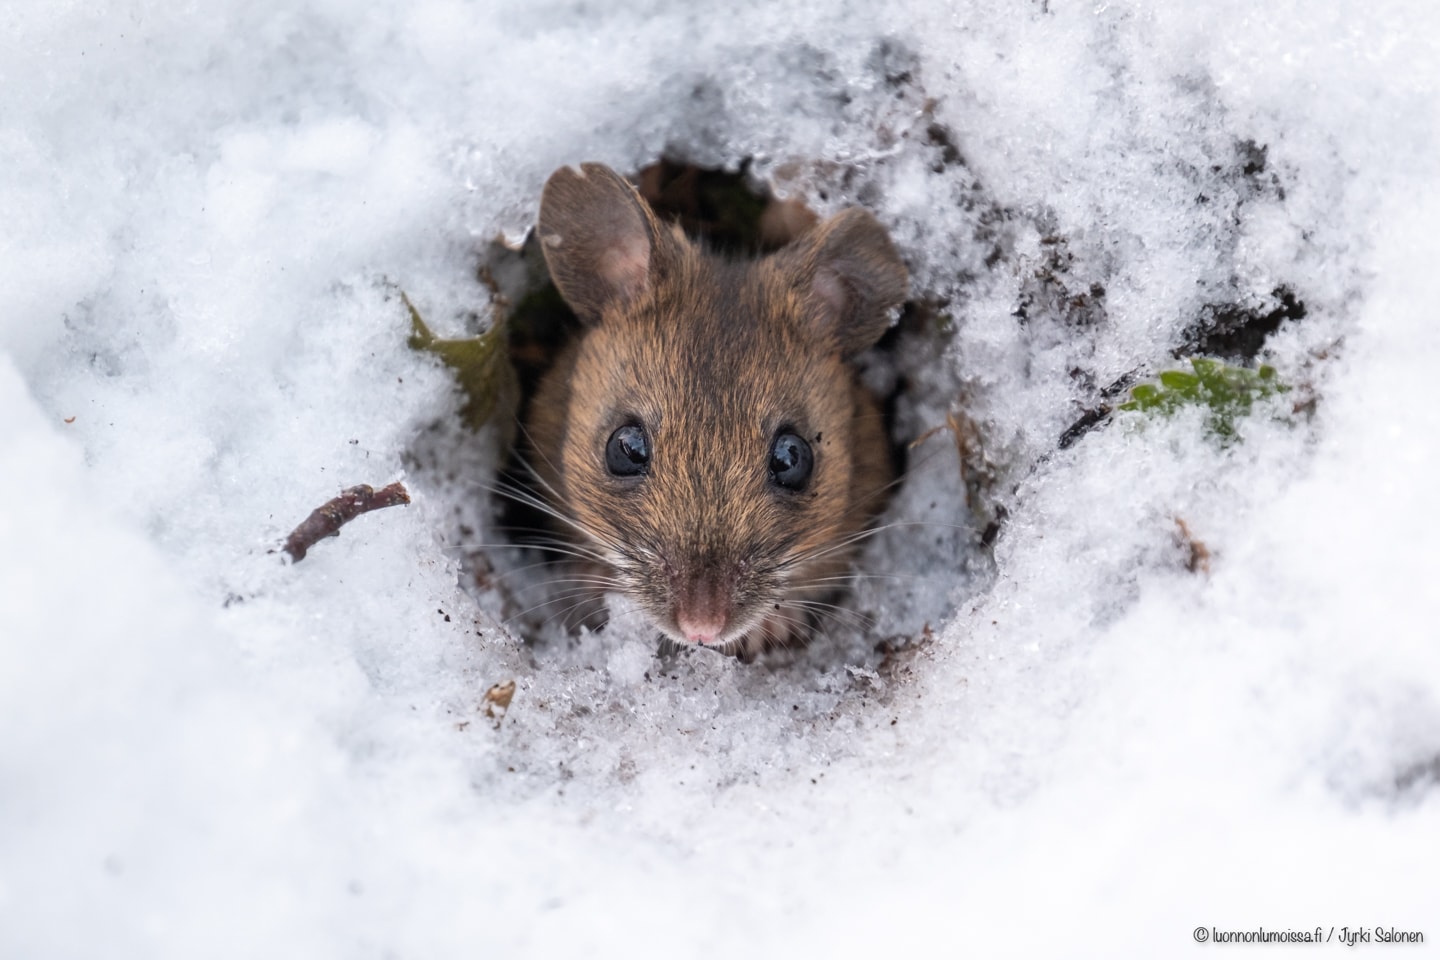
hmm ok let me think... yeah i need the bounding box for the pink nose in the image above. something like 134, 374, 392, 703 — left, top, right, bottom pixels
676, 614, 725, 645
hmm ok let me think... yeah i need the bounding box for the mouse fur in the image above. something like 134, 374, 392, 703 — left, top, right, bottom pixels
523, 162, 907, 661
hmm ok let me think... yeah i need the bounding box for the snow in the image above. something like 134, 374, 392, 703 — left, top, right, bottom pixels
3, 0, 1438, 955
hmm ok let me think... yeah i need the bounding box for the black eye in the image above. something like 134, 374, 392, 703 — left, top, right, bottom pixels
768, 431, 813, 491
605, 423, 650, 477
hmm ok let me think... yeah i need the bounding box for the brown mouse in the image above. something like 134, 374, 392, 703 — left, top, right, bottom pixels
523, 162, 907, 661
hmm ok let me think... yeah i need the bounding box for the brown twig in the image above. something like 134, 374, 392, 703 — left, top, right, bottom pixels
1174, 517, 1212, 575
282, 482, 411, 562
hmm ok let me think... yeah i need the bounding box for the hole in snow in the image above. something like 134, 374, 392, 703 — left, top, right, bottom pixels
412, 114, 1316, 696
435, 158, 982, 669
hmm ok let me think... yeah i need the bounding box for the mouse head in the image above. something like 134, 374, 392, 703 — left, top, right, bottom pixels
533, 162, 906, 651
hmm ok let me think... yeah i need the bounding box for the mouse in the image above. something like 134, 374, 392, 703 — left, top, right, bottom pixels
521, 162, 907, 661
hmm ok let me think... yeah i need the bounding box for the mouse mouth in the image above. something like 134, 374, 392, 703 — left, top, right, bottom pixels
654, 581, 763, 649
658, 589, 805, 656
663, 603, 761, 650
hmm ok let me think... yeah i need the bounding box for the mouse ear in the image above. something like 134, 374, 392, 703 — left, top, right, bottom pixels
537, 163, 675, 326
789, 208, 908, 355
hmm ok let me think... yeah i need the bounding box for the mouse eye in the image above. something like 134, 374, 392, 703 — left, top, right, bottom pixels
605, 423, 650, 477
768, 431, 813, 491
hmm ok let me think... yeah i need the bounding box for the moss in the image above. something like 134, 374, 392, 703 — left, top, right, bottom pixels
1118, 358, 1289, 438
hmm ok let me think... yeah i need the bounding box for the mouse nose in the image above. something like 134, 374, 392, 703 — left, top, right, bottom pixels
676, 613, 727, 645
672, 571, 733, 645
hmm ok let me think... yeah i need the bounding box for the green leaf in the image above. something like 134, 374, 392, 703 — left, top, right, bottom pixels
1157, 370, 1200, 391
1118, 357, 1290, 439
403, 291, 518, 433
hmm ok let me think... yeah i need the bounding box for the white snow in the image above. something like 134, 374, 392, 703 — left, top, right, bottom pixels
3, 0, 1438, 955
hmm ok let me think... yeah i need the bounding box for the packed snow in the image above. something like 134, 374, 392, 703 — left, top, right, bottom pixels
2, 0, 1438, 955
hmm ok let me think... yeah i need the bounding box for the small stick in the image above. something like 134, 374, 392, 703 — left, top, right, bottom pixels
282, 482, 411, 562
1174, 517, 1212, 575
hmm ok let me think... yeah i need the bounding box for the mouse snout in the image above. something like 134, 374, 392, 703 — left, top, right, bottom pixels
671, 566, 736, 645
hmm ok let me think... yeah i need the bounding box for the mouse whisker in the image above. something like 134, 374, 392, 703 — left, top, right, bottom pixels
477, 475, 622, 548
789, 572, 915, 587
483, 487, 632, 567
461, 539, 613, 569
534, 580, 627, 596
784, 598, 873, 631
502, 586, 613, 631
508, 426, 570, 502
816, 440, 974, 534
780, 518, 975, 572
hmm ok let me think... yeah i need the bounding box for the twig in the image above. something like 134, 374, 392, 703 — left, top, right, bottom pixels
1174, 517, 1212, 575
282, 482, 411, 562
